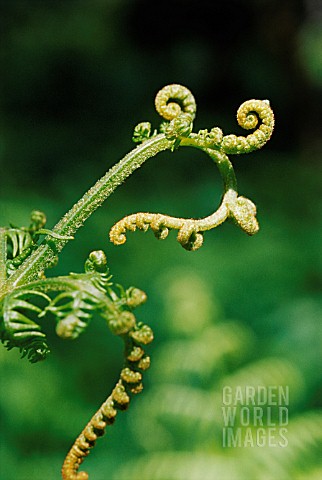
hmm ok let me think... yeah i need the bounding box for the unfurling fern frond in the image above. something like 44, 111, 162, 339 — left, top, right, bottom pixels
0, 249, 146, 363
0, 85, 275, 480
5, 228, 33, 259
4, 228, 35, 277
1, 288, 51, 363
61, 319, 153, 480
1, 210, 73, 279
110, 85, 274, 251
41, 290, 99, 340
0, 246, 154, 478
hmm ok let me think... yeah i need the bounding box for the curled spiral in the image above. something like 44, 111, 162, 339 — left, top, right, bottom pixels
221, 99, 274, 154
109, 188, 259, 250
83, 250, 113, 293
109, 86, 274, 251
84, 250, 108, 274
61, 320, 153, 480
125, 287, 147, 309
109, 212, 205, 251
155, 84, 196, 121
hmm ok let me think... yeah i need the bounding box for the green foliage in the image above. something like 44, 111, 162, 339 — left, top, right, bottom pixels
116, 273, 322, 480
1, 288, 51, 362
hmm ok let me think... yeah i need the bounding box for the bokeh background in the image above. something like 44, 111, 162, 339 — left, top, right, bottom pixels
1, 1, 322, 479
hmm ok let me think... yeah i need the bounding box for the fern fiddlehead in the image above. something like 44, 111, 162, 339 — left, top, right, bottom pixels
0, 84, 274, 479
0, 243, 153, 479
0, 84, 273, 296
109, 84, 274, 250
61, 317, 153, 480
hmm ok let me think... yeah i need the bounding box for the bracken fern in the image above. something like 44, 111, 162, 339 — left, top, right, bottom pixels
0, 85, 274, 479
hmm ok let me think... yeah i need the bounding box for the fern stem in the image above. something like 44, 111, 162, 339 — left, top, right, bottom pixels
180, 140, 238, 192
52, 135, 171, 240
0, 135, 172, 296
61, 323, 153, 480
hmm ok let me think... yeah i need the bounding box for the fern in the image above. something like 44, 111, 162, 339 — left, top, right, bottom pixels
0, 288, 51, 362
0, 85, 274, 479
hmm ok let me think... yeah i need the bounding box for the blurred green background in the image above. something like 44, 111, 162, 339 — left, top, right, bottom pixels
1, 1, 322, 479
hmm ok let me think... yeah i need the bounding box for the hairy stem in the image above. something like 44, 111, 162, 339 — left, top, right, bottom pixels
61, 324, 153, 480
179, 138, 238, 192
0, 135, 172, 297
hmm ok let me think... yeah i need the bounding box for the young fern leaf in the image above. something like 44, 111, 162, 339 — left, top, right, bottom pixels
0, 288, 51, 362
0, 243, 153, 478
0, 84, 274, 480
41, 290, 98, 340
6, 228, 33, 259
1, 210, 73, 279
61, 320, 153, 480
60, 253, 153, 480
109, 84, 274, 250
